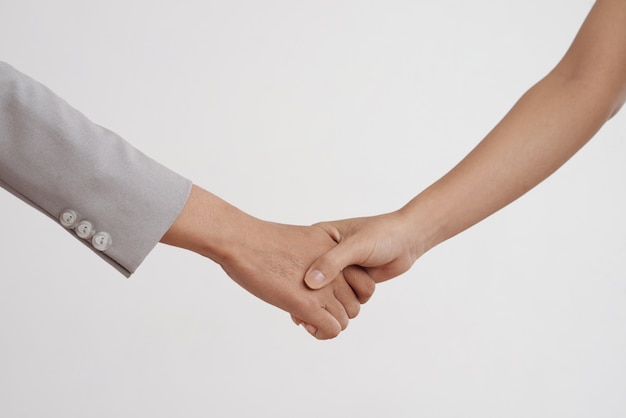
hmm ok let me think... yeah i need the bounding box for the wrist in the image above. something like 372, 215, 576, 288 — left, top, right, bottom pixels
396, 190, 448, 261
161, 185, 259, 266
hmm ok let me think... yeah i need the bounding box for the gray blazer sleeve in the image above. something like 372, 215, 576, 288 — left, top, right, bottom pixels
0, 62, 192, 277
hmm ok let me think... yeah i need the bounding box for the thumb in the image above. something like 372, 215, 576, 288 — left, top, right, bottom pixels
305, 240, 362, 290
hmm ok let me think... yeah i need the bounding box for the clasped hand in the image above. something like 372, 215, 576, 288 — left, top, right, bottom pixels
163, 187, 422, 340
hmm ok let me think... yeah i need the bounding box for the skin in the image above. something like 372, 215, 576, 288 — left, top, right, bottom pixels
160, 185, 375, 340
303, 0, 626, 307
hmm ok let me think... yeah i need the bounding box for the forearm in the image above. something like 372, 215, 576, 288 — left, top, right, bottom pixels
404, 71, 622, 256
400, 0, 626, 259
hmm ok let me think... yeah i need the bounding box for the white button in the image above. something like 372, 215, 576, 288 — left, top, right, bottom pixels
75, 220, 96, 239
92, 231, 112, 251
59, 209, 79, 228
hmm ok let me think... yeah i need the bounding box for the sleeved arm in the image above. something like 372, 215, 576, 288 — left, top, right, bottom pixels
0, 61, 193, 277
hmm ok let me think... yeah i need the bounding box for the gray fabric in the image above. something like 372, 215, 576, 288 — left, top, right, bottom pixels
0, 62, 192, 277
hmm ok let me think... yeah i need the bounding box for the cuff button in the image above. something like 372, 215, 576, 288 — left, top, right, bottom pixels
76, 220, 96, 239
59, 209, 79, 229
92, 231, 112, 251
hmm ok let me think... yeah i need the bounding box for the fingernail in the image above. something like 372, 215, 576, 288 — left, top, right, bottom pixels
306, 270, 325, 288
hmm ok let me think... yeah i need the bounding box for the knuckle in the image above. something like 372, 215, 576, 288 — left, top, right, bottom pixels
299, 296, 320, 313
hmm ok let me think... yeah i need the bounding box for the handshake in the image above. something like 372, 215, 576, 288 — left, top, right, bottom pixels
8, 0, 626, 339
161, 185, 423, 340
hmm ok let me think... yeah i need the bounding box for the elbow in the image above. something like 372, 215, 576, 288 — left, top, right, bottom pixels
550, 61, 626, 123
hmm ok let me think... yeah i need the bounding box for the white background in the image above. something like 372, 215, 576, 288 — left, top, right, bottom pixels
1, 1, 625, 417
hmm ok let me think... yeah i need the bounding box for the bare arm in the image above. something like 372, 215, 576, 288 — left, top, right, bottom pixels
305, 0, 626, 288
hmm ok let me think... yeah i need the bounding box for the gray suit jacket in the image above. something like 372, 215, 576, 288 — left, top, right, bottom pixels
0, 62, 192, 277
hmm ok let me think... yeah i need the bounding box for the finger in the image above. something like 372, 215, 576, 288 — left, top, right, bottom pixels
342, 266, 376, 304
304, 240, 366, 290
291, 315, 320, 336
291, 315, 302, 325
311, 317, 341, 340
293, 299, 343, 340
321, 297, 350, 332
331, 272, 361, 319
303, 323, 318, 336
